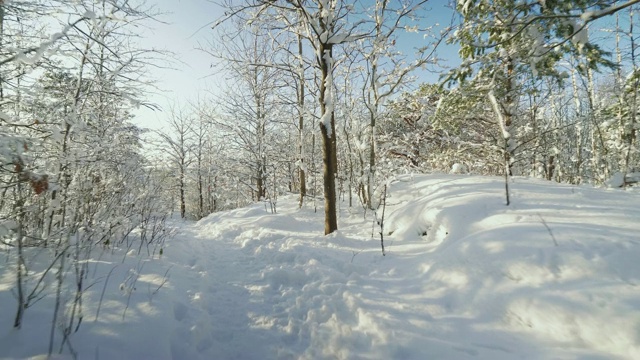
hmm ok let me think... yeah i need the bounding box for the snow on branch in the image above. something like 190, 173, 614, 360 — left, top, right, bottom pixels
581, 0, 640, 22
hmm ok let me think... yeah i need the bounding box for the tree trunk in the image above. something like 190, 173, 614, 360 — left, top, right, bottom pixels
212, 176, 218, 212
298, 30, 306, 208
0, 2, 4, 100
504, 56, 514, 176
256, 164, 263, 201
546, 155, 555, 181
13, 188, 25, 328
319, 41, 337, 234
180, 162, 186, 219
198, 156, 203, 218
623, 9, 637, 185
367, 111, 375, 209
320, 123, 338, 234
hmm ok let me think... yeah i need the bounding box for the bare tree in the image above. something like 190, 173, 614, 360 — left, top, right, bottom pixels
156, 106, 193, 218
214, 0, 373, 234
205, 21, 284, 203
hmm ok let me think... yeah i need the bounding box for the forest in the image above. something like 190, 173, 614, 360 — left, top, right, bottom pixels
151, 0, 640, 231
0, 0, 639, 358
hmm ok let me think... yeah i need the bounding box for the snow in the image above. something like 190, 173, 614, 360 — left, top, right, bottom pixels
82, 11, 97, 20
488, 89, 511, 140
16, 43, 49, 65
327, 32, 360, 44
571, 24, 589, 52
320, 49, 334, 138
10, 16, 90, 67
608, 172, 640, 187
1, 175, 640, 359
580, 0, 630, 24
607, 172, 626, 187
581, 11, 596, 22
450, 163, 468, 174
458, 0, 473, 16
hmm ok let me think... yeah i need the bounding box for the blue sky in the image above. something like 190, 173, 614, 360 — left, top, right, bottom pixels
133, 0, 226, 130
132, 0, 460, 130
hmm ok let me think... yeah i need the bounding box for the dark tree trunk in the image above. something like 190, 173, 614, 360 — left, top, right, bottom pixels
298, 31, 306, 208
198, 159, 203, 218
320, 123, 338, 234
319, 41, 337, 234
180, 165, 186, 218
546, 155, 555, 181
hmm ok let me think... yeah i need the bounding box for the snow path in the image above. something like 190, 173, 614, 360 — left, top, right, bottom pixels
164, 217, 279, 360
159, 185, 635, 359
165, 176, 638, 360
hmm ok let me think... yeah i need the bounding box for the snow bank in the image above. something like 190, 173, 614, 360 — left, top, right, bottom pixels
385, 175, 640, 358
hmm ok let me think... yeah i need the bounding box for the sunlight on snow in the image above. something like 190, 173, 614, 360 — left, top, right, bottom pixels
2, 175, 639, 359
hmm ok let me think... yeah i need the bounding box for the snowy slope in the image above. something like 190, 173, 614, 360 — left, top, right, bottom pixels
1, 175, 639, 359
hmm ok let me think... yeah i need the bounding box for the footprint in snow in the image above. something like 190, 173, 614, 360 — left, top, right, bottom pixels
173, 301, 188, 322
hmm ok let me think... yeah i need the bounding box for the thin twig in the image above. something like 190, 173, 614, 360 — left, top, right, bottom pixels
95, 265, 118, 322
538, 214, 558, 247
151, 266, 172, 296
379, 184, 388, 256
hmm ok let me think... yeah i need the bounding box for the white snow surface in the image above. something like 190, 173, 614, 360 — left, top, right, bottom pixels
1, 175, 640, 359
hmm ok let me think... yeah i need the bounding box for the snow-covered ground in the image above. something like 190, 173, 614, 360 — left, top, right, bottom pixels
1, 175, 639, 359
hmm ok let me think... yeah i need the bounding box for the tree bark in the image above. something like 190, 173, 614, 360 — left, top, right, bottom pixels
319, 41, 337, 234
180, 164, 186, 218
320, 123, 338, 234
298, 29, 306, 208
